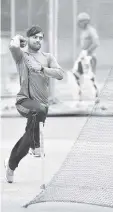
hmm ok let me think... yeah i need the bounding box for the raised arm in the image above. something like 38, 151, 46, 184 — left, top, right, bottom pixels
9, 35, 26, 63
43, 54, 64, 80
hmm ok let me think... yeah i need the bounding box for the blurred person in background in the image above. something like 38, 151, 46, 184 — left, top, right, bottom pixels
5, 25, 64, 183
77, 12, 100, 74
72, 13, 99, 102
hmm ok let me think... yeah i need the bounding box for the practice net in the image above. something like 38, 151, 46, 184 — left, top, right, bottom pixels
24, 69, 113, 208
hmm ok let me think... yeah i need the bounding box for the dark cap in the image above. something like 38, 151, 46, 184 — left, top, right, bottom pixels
26, 25, 44, 37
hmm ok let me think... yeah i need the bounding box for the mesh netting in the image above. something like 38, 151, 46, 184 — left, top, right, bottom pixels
99, 69, 113, 101
24, 69, 113, 208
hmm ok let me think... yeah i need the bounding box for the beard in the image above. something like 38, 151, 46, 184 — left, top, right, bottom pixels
28, 43, 41, 51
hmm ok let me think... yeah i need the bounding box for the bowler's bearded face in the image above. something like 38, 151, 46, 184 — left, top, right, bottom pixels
28, 32, 44, 51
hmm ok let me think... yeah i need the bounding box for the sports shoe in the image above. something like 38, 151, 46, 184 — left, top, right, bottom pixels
29, 148, 41, 157
4, 158, 14, 183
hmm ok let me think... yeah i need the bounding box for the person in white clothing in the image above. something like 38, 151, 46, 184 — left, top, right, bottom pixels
72, 13, 99, 102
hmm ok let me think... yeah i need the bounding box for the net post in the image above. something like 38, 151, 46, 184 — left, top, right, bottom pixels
54, 0, 58, 60
27, 0, 32, 28
48, 0, 59, 104
10, 0, 15, 38
72, 0, 77, 63
40, 122, 45, 190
